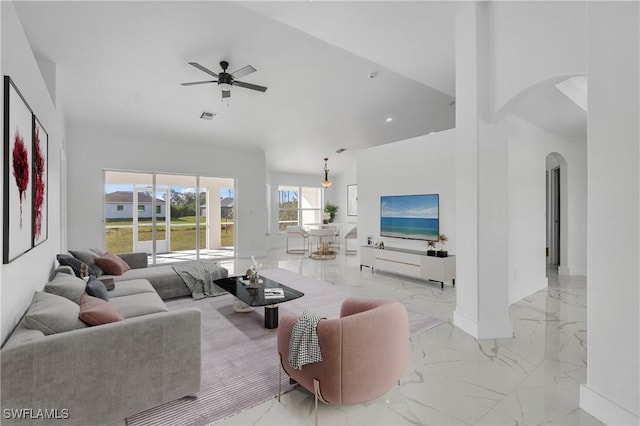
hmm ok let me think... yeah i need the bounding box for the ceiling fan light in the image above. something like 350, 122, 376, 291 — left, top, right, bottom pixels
219, 82, 232, 91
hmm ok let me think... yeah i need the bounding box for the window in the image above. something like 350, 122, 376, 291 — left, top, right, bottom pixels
104, 170, 235, 264
278, 185, 322, 232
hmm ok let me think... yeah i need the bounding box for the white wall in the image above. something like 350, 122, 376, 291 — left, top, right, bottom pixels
357, 129, 456, 254
580, 3, 639, 424
507, 114, 587, 303
333, 163, 357, 227
489, 1, 587, 115
1, 2, 65, 343
65, 123, 267, 258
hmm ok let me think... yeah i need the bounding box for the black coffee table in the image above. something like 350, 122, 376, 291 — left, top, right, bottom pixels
213, 275, 304, 329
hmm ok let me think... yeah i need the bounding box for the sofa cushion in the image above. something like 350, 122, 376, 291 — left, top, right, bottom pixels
56, 253, 89, 278
44, 272, 87, 304
105, 278, 156, 298
23, 292, 88, 335
79, 294, 124, 326
104, 265, 192, 300
95, 253, 131, 275
86, 276, 109, 301
69, 249, 104, 276
109, 292, 168, 318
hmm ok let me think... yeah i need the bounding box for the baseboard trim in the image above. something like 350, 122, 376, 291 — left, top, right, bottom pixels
558, 265, 587, 276
453, 311, 513, 339
580, 384, 639, 425
453, 310, 477, 337
509, 277, 548, 304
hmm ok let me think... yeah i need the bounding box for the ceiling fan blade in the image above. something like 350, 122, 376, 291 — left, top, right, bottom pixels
222, 90, 231, 99
233, 81, 268, 93
230, 65, 257, 79
181, 80, 217, 86
188, 62, 219, 78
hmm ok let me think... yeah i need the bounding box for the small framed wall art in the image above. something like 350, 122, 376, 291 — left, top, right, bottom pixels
347, 184, 358, 216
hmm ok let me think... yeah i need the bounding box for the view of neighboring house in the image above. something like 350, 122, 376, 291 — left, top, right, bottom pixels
105, 191, 166, 220
220, 197, 233, 221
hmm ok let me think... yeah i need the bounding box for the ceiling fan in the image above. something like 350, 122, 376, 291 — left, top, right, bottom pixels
181, 60, 268, 99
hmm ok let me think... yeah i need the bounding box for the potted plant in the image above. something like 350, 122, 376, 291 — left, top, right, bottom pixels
437, 234, 448, 257
323, 202, 339, 224
427, 240, 437, 256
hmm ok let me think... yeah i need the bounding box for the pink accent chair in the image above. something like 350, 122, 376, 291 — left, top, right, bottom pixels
277, 297, 410, 424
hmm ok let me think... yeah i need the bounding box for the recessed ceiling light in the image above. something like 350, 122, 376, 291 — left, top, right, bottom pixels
385, 117, 393, 123
200, 111, 217, 120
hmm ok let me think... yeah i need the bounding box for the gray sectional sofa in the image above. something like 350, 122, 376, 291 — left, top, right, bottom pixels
0, 254, 229, 425
72, 250, 195, 299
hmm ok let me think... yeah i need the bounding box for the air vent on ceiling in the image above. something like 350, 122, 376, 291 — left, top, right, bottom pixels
200, 111, 217, 120
336, 148, 348, 154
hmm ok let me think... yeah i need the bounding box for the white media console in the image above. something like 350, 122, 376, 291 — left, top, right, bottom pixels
360, 246, 456, 288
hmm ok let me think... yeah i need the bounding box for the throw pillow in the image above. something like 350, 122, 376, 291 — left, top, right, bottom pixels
44, 272, 87, 304
94, 253, 131, 275
79, 294, 124, 326
23, 292, 88, 335
86, 276, 109, 301
101, 278, 115, 291
56, 254, 89, 278
89, 248, 106, 256
69, 249, 104, 277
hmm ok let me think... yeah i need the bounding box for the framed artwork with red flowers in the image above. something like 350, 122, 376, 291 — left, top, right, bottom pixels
33, 116, 48, 247
3, 76, 34, 264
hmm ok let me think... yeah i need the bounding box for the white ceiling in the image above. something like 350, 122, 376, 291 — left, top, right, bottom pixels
13, 1, 585, 176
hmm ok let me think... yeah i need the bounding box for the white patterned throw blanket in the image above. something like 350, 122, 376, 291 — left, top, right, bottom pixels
172, 260, 227, 299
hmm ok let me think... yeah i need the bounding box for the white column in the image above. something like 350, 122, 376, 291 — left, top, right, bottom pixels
453, 3, 512, 339
580, 3, 640, 424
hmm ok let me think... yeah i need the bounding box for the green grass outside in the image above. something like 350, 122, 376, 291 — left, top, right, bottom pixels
106, 221, 234, 254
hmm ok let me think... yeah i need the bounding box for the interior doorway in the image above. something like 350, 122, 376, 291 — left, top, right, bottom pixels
546, 153, 568, 269
547, 167, 561, 265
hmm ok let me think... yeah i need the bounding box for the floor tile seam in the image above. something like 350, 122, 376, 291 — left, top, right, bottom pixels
469, 367, 534, 426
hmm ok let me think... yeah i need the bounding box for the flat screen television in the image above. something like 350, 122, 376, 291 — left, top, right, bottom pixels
380, 194, 439, 241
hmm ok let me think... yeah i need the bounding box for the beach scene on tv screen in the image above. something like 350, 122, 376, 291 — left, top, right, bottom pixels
380, 194, 439, 241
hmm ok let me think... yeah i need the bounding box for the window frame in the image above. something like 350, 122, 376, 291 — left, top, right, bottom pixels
277, 185, 323, 232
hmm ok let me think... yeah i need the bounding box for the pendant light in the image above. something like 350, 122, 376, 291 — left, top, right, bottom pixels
321, 157, 332, 188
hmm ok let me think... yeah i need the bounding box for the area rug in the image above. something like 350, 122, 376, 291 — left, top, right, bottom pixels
126, 268, 444, 426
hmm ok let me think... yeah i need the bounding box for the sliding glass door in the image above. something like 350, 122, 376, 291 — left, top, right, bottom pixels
104, 171, 235, 264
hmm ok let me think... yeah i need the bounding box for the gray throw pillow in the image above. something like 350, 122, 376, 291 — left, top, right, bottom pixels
86, 276, 109, 301
44, 272, 87, 304
56, 253, 87, 278
69, 249, 104, 276
23, 292, 88, 335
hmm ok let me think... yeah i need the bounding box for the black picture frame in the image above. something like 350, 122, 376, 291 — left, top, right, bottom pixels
33, 115, 48, 247
3, 76, 34, 264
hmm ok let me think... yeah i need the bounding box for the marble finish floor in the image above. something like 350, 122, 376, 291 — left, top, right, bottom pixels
209, 249, 602, 426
